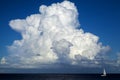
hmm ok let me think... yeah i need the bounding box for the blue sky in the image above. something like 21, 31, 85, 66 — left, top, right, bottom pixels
0, 0, 120, 73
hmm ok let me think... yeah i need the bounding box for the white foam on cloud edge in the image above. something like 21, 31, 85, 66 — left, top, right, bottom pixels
7, 1, 110, 68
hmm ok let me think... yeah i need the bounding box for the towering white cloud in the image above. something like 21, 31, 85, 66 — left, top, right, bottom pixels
8, 1, 109, 68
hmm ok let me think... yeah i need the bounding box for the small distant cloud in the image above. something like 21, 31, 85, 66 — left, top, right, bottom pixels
0, 57, 7, 64
116, 52, 120, 65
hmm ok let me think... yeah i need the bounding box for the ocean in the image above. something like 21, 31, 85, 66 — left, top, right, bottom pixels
0, 74, 120, 80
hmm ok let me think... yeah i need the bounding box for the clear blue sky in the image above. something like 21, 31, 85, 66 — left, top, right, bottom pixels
0, 0, 120, 70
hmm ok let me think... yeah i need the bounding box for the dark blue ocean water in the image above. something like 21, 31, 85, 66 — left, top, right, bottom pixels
0, 74, 120, 80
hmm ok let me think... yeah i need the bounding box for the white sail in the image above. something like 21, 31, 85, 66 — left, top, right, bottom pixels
103, 69, 106, 75
101, 68, 106, 77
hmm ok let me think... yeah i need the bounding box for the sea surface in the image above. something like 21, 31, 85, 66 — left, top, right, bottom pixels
0, 74, 120, 80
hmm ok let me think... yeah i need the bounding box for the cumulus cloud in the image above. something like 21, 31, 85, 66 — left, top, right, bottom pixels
7, 1, 109, 68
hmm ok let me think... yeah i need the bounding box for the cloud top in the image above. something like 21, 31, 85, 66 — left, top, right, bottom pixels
8, 1, 109, 68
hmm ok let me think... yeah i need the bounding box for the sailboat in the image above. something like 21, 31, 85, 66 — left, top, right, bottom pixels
101, 68, 106, 77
